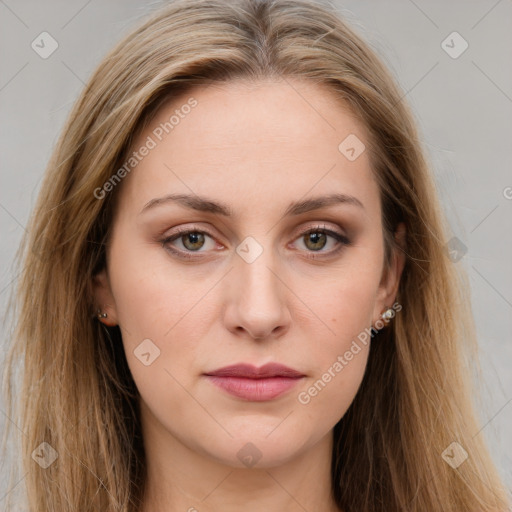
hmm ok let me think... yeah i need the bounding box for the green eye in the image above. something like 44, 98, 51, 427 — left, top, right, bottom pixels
161, 225, 350, 261
161, 228, 216, 260
180, 232, 206, 251
303, 231, 328, 251
295, 227, 350, 257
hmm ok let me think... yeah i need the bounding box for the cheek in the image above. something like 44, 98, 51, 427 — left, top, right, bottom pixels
309, 248, 384, 341
328, 270, 379, 337
296, 344, 369, 423
106, 244, 209, 421
293, 248, 382, 413
298, 286, 374, 412
106, 234, 214, 392
107, 231, 209, 338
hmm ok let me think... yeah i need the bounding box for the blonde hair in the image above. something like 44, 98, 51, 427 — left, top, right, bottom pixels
2, 0, 509, 510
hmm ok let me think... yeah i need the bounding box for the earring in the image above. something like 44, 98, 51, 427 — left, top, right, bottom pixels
381, 307, 394, 321
97, 308, 108, 319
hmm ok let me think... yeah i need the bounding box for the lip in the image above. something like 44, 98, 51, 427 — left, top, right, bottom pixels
204, 363, 305, 401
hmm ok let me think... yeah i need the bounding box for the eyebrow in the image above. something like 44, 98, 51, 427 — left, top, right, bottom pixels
139, 192, 364, 216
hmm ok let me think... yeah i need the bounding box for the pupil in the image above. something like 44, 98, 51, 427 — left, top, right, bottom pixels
184, 232, 204, 250
307, 232, 326, 250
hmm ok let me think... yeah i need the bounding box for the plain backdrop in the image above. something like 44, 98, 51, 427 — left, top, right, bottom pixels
1, 0, 511, 505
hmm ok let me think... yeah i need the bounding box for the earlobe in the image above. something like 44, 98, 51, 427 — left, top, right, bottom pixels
92, 269, 118, 326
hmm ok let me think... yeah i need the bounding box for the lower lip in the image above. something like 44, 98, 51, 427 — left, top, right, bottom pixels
205, 375, 303, 401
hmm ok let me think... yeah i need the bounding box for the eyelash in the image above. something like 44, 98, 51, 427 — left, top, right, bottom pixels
160, 224, 350, 261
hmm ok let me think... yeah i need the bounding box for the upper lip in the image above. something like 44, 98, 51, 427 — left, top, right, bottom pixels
204, 363, 305, 379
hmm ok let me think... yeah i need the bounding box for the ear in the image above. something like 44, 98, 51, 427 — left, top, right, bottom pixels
372, 222, 406, 324
92, 268, 118, 326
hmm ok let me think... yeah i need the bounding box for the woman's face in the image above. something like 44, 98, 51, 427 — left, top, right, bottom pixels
94, 78, 404, 469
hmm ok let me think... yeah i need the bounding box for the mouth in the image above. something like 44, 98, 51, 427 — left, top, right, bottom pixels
203, 363, 305, 402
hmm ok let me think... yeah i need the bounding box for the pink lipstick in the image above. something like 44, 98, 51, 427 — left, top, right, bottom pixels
204, 363, 305, 401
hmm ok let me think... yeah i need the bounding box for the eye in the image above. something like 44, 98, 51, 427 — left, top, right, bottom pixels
160, 224, 350, 261
292, 225, 350, 258
161, 227, 218, 260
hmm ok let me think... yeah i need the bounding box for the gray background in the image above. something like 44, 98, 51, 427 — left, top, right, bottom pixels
1, 0, 511, 505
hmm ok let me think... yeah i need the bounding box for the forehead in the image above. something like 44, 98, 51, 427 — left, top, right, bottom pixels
115, 77, 378, 219
149, 77, 363, 149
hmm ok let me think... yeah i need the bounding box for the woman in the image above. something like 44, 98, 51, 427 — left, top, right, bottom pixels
2, 0, 509, 510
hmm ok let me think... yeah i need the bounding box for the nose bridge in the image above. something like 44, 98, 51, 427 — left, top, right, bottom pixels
225, 234, 290, 339
235, 235, 282, 305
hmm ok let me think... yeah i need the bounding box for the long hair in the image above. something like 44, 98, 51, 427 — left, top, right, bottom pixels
2, 0, 509, 510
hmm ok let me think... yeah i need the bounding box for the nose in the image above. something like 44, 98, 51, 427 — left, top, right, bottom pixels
222, 248, 291, 341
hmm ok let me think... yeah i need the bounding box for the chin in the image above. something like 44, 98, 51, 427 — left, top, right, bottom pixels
200, 428, 314, 470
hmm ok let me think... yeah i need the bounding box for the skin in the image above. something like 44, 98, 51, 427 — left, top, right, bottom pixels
93, 77, 405, 512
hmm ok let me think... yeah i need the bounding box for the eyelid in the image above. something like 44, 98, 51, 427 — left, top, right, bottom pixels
292, 222, 347, 240
165, 224, 216, 240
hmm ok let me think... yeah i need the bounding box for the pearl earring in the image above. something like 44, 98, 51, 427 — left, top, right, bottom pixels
381, 308, 394, 321
97, 308, 107, 319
